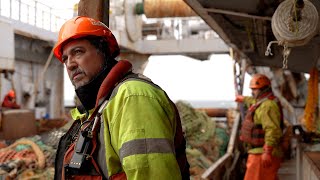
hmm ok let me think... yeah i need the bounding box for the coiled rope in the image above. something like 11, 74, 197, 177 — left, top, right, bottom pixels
272, 0, 318, 46
265, 0, 319, 68
0, 139, 45, 169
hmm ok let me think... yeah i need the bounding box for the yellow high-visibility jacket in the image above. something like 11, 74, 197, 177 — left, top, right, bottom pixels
70, 78, 186, 179
243, 96, 283, 157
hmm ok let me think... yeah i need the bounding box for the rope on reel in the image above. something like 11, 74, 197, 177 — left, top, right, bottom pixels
265, 0, 319, 69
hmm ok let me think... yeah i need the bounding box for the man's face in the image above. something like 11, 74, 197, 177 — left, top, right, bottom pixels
251, 88, 261, 99
61, 39, 105, 89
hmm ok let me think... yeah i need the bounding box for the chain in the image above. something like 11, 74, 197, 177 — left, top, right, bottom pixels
265, 41, 291, 69
282, 44, 291, 69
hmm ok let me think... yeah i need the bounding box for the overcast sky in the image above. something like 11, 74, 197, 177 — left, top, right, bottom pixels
145, 54, 252, 101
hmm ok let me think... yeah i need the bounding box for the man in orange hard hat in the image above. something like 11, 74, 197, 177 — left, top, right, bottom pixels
53, 16, 189, 179
235, 74, 283, 180
2, 89, 20, 109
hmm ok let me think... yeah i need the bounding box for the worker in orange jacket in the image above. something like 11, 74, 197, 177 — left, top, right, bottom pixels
236, 74, 283, 180
2, 90, 20, 109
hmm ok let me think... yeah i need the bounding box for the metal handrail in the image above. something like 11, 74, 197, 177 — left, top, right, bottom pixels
201, 112, 241, 179
0, 0, 71, 32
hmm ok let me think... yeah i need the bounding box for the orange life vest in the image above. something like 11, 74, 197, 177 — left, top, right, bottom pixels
239, 94, 283, 147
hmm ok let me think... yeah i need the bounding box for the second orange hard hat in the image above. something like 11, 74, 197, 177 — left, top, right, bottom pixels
249, 74, 271, 89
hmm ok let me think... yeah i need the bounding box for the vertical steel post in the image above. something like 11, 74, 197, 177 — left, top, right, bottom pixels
103, 0, 110, 26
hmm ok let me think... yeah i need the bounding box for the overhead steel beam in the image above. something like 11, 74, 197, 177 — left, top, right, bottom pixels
113, 30, 229, 55
135, 38, 229, 54
203, 8, 272, 21
8, 15, 227, 59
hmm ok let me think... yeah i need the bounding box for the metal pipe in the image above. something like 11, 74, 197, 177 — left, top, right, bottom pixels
204, 7, 272, 21
196, 108, 228, 117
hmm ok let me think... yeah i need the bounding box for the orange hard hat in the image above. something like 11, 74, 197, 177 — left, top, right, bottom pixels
249, 74, 271, 89
8, 90, 15, 98
53, 16, 120, 62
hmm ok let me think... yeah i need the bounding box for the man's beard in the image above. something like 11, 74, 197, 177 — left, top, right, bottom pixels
252, 92, 258, 99
71, 64, 105, 89
74, 59, 117, 111
73, 77, 89, 89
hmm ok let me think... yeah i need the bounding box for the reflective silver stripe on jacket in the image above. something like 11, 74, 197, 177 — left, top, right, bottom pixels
119, 138, 175, 161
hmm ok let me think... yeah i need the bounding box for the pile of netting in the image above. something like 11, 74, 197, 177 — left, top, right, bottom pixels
175, 101, 229, 179
0, 125, 69, 179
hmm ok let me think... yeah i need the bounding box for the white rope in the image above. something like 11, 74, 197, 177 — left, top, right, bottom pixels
265, 0, 318, 69
265, 41, 291, 69
271, 0, 319, 47
265, 41, 280, 56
